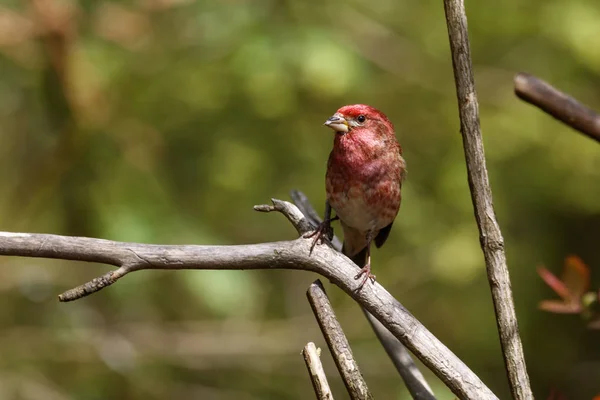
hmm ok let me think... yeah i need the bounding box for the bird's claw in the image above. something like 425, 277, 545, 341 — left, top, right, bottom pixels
304, 217, 338, 254
354, 264, 376, 290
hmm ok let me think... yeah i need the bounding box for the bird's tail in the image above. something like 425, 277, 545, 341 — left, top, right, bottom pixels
342, 242, 368, 268
341, 223, 369, 268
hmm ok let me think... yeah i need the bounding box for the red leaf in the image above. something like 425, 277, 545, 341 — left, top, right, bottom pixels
562, 255, 590, 300
538, 266, 571, 301
537, 256, 591, 313
539, 300, 580, 314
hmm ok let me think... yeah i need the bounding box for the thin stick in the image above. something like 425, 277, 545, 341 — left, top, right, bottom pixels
443, 1, 533, 399
291, 190, 436, 400
307, 280, 372, 400
514, 73, 600, 143
303, 342, 334, 400
0, 200, 498, 399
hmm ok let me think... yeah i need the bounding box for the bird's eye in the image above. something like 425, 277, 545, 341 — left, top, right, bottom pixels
357, 115, 366, 123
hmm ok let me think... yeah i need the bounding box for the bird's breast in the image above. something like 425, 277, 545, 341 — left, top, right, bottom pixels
326, 152, 402, 233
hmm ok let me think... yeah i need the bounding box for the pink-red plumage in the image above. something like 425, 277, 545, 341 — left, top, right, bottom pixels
323, 104, 406, 287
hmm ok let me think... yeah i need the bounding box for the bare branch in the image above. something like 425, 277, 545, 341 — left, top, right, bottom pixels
514, 73, 600, 143
443, 1, 533, 399
254, 198, 315, 235
303, 342, 335, 400
0, 200, 498, 399
307, 280, 372, 400
291, 190, 435, 400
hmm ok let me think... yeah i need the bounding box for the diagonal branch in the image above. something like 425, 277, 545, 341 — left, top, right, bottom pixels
514, 73, 600, 143
443, 1, 533, 399
302, 342, 334, 400
307, 280, 372, 400
291, 190, 435, 400
0, 200, 498, 399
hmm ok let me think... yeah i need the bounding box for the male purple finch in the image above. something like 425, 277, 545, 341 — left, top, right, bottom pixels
311, 104, 406, 288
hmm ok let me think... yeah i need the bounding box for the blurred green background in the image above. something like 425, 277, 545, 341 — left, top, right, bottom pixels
0, 0, 599, 399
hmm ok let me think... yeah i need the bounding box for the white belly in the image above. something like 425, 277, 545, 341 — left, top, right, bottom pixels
330, 184, 382, 233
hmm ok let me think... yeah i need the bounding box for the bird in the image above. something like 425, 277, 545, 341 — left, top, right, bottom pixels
308, 104, 406, 289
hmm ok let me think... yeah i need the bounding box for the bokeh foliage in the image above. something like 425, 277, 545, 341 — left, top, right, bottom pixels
0, 0, 599, 398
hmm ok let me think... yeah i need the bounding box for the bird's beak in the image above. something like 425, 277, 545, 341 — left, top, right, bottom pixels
324, 113, 349, 133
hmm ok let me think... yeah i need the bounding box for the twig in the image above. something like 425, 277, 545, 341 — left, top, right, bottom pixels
307, 280, 372, 400
514, 73, 600, 143
443, 1, 533, 399
303, 342, 334, 400
0, 200, 498, 399
291, 190, 435, 400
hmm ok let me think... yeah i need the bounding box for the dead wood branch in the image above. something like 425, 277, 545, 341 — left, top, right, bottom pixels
291, 190, 435, 400
303, 342, 334, 400
443, 1, 533, 399
0, 199, 497, 399
307, 280, 372, 400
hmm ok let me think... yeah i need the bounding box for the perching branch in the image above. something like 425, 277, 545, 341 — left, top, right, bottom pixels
514, 73, 600, 143
302, 342, 334, 400
307, 280, 372, 400
291, 190, 435, 400
0, 200, 498, 399
443, 2, 533, 400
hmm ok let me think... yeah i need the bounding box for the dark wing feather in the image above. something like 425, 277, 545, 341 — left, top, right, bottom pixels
343, 222, 392, 269
374, 222, 393, 248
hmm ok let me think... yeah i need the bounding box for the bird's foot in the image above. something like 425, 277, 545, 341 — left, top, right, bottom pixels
304, 216, 339, 254
354, 263, 376, 290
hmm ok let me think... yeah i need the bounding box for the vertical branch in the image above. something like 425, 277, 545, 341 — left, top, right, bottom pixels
303, 342, 335, 400
307, 280, 373, 400
442, 1, 533, 399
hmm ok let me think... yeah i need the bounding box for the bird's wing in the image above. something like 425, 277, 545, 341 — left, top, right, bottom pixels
374, 148, 405, 249
374, 222, 393, 248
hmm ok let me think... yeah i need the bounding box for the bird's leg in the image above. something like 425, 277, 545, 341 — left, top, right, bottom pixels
355, 231, 376, 289
304, 201, 338, 254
